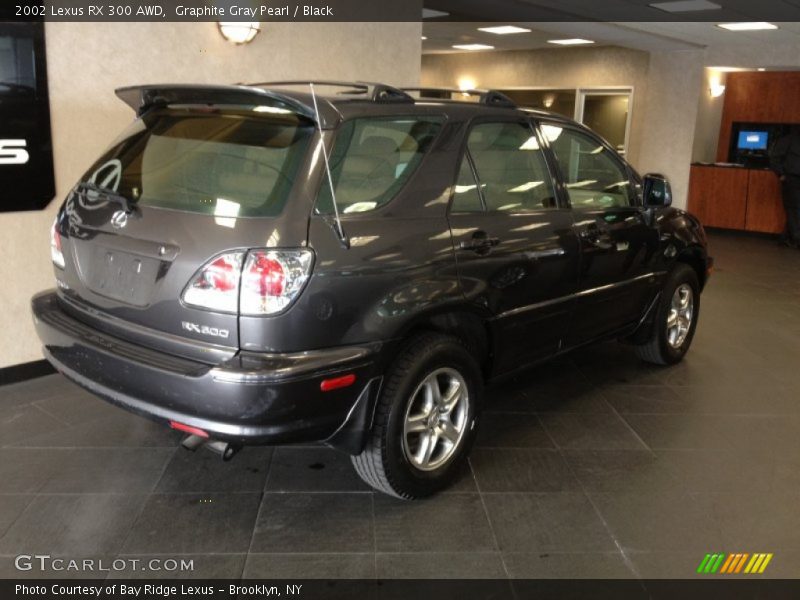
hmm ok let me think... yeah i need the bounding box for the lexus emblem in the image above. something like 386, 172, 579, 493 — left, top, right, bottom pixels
111, 210, 128, 229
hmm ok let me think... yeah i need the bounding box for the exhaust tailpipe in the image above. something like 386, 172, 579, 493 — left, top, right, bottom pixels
181, 434, 241, 461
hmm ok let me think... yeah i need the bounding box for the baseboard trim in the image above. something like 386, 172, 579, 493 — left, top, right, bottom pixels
0, 359, 56, 386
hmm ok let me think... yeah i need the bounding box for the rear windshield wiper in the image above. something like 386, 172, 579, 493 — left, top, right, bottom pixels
75, 181, 136, 214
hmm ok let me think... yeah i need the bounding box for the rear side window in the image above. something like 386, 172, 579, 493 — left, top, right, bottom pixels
452, 121, 558, 213
82, 108, 314, 218
316, 116, 443, 214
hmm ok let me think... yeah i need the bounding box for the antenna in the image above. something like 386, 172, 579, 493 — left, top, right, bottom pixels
309, 83, 349, 249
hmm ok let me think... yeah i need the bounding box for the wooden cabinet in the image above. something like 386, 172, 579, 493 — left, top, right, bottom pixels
688, 165, 748, 229
746, 170, 786, 234
687, 165, 785, 235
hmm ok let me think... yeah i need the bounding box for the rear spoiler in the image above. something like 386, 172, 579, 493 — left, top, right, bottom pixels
114, 84, 341, 128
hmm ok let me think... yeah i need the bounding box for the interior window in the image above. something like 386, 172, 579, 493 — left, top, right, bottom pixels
466, 122, 557, 213
450, 156, 484, 213
543, 124, 634, 209
316, 116, 442, 214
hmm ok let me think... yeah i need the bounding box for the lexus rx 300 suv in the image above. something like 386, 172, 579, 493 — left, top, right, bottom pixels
33, 82, 711, 498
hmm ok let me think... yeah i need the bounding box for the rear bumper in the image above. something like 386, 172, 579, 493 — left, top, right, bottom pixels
32, 291, 382, 449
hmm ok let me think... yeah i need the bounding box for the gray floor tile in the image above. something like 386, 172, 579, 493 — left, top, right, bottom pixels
621, 414, 732, 450
0, 403, 65, 447
244, 553, 375, 578
264, 447, 369, 492
250, 493, 373, 553
475, 413, 555, 448
483, 493, 617, 552
122, 493, 261, 554
588, 491, 727, 553
0, 449, 60, 493
155, 446, 272, 493
503, 552, 635, 579
540, 413, 648, 450
470, 448, 580, 492
0, 494, 147, 555
563, 449, 680, 493
373, 493, 495, 553
39, 448, 174, 493
602, 385, 697, 415
0, 495, 33, 538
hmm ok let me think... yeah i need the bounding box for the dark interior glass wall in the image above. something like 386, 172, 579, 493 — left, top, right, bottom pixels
0, 21, 55, 212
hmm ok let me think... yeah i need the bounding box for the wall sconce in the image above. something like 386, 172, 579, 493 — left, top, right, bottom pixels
457, 77, 477, 95
709, 83, 726, 98
218, 22, 261, 45
542, 93, 556, 108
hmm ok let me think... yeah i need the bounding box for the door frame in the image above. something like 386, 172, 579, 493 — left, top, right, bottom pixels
574, 87, 634, 157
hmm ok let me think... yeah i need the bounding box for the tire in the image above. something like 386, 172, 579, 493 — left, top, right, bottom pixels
351, 332, 482, 499
635, 263, 700, 365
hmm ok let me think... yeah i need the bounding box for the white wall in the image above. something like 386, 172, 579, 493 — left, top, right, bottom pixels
636, 50, 705, 209
0, 22, 422, 368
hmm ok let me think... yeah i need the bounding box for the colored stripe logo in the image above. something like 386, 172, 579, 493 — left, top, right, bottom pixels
697, 553, 773, 574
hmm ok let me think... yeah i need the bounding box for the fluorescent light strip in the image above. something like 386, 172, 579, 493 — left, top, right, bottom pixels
478, 25, 532, 35
452, 43, 495, 51
649, 0, 721, 13
717, 22, 778, 31
547, 38, 595, 46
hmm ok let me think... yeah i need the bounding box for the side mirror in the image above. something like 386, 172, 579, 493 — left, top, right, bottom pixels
642, 173, 672, 207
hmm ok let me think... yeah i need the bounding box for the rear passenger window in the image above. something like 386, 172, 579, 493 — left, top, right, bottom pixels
464, 122, 557, 213
316, 116, 443, 214
451, 156, 484, 213
543, 124, 634, 209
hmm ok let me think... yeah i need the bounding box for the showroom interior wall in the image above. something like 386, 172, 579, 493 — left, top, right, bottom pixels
421, 46, 651, 169
0, 22, 422, 369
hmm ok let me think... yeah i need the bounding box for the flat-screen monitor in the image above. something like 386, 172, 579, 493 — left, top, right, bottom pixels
737, 130, 769, 151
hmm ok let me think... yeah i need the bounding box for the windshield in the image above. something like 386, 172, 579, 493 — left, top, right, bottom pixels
81, 107, 315, 218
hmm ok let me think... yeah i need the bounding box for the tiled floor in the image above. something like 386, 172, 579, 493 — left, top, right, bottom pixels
1, 231, 800, 580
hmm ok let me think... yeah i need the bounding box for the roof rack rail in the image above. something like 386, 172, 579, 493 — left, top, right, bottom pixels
242, 80, 415, 104
402, 87, 517, 109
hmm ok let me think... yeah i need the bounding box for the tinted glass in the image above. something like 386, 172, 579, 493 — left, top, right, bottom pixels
316, 116, 442, 214
466, 122, 557, 213
82, 107, 314, 217
544, 124, 633, 209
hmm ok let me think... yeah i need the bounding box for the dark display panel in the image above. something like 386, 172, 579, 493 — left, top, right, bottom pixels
0, 21, 56, 212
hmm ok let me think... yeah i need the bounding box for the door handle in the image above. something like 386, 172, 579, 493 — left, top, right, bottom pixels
579, 226, 615, 251
459, 231, 501, 253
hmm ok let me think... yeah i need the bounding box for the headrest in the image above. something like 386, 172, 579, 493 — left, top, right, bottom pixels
357, 135, 398, 155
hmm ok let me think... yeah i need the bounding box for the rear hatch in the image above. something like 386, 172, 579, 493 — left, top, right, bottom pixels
52, 103, 316, 363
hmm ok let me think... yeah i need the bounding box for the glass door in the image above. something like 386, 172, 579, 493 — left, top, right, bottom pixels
575, 89, 633, 157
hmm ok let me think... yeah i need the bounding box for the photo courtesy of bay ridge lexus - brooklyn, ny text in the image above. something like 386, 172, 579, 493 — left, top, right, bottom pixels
1, 0, 800, 598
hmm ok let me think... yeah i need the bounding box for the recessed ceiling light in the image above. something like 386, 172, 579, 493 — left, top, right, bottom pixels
717, 22, 778, 31
649, 0, 721, 12
547, 38, 595, 46
757, 67, 766, 71
452, 43, 495, 51
477, 25, 532, 35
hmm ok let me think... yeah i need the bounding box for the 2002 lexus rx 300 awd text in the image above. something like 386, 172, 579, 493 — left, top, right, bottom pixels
32, 81, 712, 498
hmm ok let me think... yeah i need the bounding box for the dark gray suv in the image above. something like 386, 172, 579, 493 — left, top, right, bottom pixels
32, 82, 711, 498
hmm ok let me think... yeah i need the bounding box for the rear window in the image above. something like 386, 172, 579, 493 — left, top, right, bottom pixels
82, 107, 314, 218
316, 116, 443, 214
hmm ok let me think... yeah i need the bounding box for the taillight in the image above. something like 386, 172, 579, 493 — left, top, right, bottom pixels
50, 218, 65, 269
182, 249, 313, 315
182, 252, 244, 313
241, 250, 313, 315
